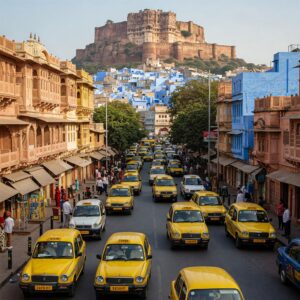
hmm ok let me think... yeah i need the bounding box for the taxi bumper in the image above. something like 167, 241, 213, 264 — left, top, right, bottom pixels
94, 284, 147, 295
171, 238, 209, 247
105, 206, 132, 214
19, 282, 73, 294
239, 237, 276, 246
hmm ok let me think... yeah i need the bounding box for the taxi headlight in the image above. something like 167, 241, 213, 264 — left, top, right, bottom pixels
270, 232, 276, 239
202, 232, 210, 239
96, 276, 104, 283
22, 273, 30, 281
93, 222, 100, 228
155, 192, 160, 196
106, 202, 111, 207
135, 276, 144, 283
185, 188, 190, 193
173, 232, 181, 239
124, 202, 131, 206
60, 274, 69, 282
240, 231, 249, 237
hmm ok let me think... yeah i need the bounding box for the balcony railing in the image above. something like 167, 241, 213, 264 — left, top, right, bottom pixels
284, 146, 300, 163
253, 150, 278, 164
0, 150, 19, 170
254, 96, 292, 111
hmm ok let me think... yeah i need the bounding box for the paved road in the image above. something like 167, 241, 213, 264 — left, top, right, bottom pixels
1, 163, 299, 300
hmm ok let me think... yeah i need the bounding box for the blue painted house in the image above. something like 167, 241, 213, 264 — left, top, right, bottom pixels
231, 52, 300, 161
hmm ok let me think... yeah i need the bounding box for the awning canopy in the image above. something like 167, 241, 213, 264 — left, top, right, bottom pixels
200, 150, 216, 160
89, 152, 105, 161
211, 156, 236, 166
267, 170, 300, 187
101, 147, 116, 156
42, 159, 73, 176
19, 114, 70, 123
10, 178, 40, 195
26, 167, 55, 187
227, 130, 243, 135
3, 171, 31, 183
0, 118, 28, 125
0, 182, 18, 203
64, 156, 91, 168
230, 161, 261, 174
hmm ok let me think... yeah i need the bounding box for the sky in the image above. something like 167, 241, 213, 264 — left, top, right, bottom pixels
0, 0, 299, 65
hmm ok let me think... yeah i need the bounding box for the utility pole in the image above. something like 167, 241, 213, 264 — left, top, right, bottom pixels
105, 96, 108, 171
207, 70, 211, 179
216, 98, 220, 190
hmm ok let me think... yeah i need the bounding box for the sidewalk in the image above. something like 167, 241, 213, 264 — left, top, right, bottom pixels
0, 177, 106, 288
217, 181, 300, 246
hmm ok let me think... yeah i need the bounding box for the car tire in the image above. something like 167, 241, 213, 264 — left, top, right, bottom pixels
22, 290, 31, 298
202, 244, 208, 250
140, 283, 148, 299
81, 258, 86, 275
235, 235, 242, 249
67, 277, 76, 297
225, 225, 229, 237
97, 231, 102, 240
280, 267, 288, 284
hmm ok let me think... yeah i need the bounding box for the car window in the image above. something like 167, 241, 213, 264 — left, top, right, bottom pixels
179, 282, 187, 300
185, 178, 201, 185
199, 196, 222, 206
232, 209, 237, 221
288, 245, 300, 264
33, 241, 74, 258
238, 210, 269, 223
104, 244, 145, 261
110, 188, 130, 196
73, 205, 100, 217
229, 206, 235, 217
76, 235, 83, 249
173, 210, 203, 223
175, 275, 184, 296
74, 239, 80, 256
144, 239, 149, 255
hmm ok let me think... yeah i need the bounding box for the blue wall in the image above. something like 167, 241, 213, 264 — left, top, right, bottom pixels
231, 52, 300, 161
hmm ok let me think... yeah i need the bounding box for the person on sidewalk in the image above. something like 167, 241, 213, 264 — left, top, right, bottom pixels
96, 177, 104, 195
55, 186, 61, 208
103, 175, 108, 196
62, 199, 73, 228
4, 211, 14, 249
0, 211, 6, 252
236, 190, 244, 203
276, 199, 285, 230
282, 204, 291, 238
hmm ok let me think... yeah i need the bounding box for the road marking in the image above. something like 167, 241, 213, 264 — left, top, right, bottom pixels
157, 264, 163, 300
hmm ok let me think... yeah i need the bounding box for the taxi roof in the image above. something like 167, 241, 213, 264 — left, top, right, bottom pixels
183, 174, 200, 179
38, 229, 79, 243
76, 199, 101, 206
107, 232, 146, 244
172, 202, 200, 211
155, 175, 173, 180
123, 172, 139, 177
111, 184, 131, 189
231, 202, 265, 211
195, 191, 219, 197
150, 165, 165, 170
127, 160, 139, 165
181, 267, 241, 290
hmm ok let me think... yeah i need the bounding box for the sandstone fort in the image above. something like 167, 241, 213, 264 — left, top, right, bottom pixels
75, 9, 236, 66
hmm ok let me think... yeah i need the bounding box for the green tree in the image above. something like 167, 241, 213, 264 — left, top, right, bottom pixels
93, 101, 145, 152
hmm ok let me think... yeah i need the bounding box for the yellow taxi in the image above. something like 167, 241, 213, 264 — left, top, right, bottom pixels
169, 266, 245, 300
152, 175, 177, 202
126, 152, 135, 162
138, 147, 149, 157
143, 152, 154, 162
167, 161, 184, 176
125, 160, 140, 173
129, 146, 137, 153
166, 202, 209, 249
225, 202, 276, 249
131, 155, 144, 168
94, 232, 152, 298
121, 172, 142, 195
105, 184, 134, 215
191, 191, 227, 223
19, 229, 86, 297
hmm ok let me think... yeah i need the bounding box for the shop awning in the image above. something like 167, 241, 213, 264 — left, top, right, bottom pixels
19, 114, 70, 123
227, 130, 243, 135
211, 157, 237, 166
99, 149, 111, 157
64, 156, 91, 168
42, 159, 73, 176
89, 152, 105, 161
200, 150, 216, 161
267, 170, 300, 187
0, 117, 28, 125
3, 171, 31, 183
10, 178, 40, 195
230, 161, 261, 174
26, 167, 55, 187
0, 182, 18, 203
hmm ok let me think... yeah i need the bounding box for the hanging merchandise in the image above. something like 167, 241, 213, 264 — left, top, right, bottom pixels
27, 192, 45, 221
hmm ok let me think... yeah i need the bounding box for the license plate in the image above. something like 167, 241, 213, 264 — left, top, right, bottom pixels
185, 240, 198, 244
80, 231, 89, 235
113, 207, 123, 211
35, 285, 53, 291
162, 194, 170, 198
253, 239, 265, 243
110, 286, 129, 292
210, 217, 220, 221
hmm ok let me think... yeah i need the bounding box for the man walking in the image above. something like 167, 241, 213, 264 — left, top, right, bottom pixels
62, 199, 72, 228
4, 211, 14, 249
103, 175, 108, 196
282, 204, 291, 238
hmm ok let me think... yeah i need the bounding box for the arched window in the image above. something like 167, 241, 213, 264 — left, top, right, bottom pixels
77, 91, 81, 99
0, 126, 12, 152
36, 126, 42, 147
29, 126, 35, 146
44, 126, 50, 145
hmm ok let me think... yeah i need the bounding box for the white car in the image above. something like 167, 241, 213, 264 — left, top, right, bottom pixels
69, 199, 106, 239
180, 175, 205, 199
149, 166, 166, 185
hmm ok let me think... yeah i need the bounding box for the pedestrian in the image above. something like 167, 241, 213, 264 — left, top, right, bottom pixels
4, 211, 14, 249
85, 187, 91, 199
244, 191, 252, 202
103, 175, 108, 196
183, 165, 188, 174
55, 186, 61, 208
95, 168, 99, 180
189, 165, 193, 174
61, 186, 66, 202
0, 210, 6, 252
282, 204, 291, 238
236, 190, 244, 203
62, 199, 72, 228
276, 199, 285, 230
96, 177, 104, 195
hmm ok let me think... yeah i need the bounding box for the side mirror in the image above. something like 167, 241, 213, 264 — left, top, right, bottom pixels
167, 217, 171, 221
96, 254, 102, 260
76, 252, 82, 258
147, 254, 153, 259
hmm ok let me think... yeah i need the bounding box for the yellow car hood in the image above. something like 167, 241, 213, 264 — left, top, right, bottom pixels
172, 222, 208, 233
106, 196, 131, 204
155, 186, 177, 193
25, 258, 73, 276
238, 222, 275, 233
169, 167, 183, 172
200, 205, 226, 214
97, 261, 147, 278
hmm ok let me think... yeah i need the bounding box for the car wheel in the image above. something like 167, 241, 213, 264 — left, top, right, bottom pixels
81, 258, 86, 275
22, 290, 31, 298
235, 235, 242, 249
139, 283, 148, 299
202, 244, 208, 250
166, 231, 169, 239
225, 225, 229, 237
97, 231, 102, 240
280, 267, 288, 284
67, 277, 76, 297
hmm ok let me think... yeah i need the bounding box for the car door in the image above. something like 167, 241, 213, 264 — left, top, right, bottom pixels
144, 238, 152, 279
286, 243, 300, 285
166, 207, 173, 236
190, 193, 198, 205
181, 178, 185, 194
100, 203, 106, 229
230, 209, 238, 237
170, 274, 184, 300
73, 236, 83, 278
226, 206, 235, 236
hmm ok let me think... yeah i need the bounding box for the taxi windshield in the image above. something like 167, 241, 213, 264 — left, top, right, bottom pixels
156, 179, 175, 186
127, 165, 138, 170
104, 244, 145, 261
151, 169, 165, 174
33, 241, 73, 259
186, 178, 201, 185
238, 210, 269, 222
170, 164, 181, 168
188, 289, 242, 300
199, 196, 222, 206
73, 205, 100, 217
110, 188, 130, 197
123, 175, 139, 182
173, 210, 203, 223
152, 161, 163, 166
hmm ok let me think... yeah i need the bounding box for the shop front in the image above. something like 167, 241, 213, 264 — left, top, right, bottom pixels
63, 155, 92, 183
0, 182, 18, 218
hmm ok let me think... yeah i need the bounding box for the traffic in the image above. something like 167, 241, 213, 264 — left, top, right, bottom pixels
16, 138, 300, 299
